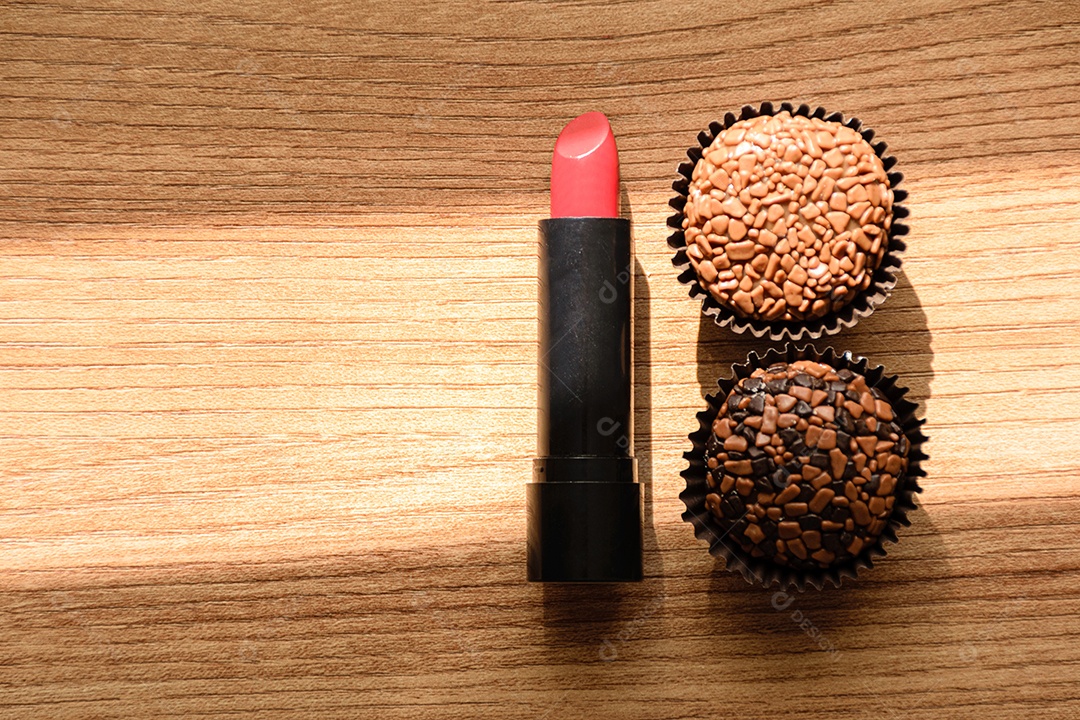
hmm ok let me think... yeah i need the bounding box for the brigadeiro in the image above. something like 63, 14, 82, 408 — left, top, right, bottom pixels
668, 103, 908, 340
680, 345, 927, 590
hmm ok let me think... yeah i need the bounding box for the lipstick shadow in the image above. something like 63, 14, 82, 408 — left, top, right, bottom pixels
526, 112, 643, 583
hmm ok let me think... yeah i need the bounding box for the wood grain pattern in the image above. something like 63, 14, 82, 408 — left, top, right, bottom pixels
2, 0, 1080, 717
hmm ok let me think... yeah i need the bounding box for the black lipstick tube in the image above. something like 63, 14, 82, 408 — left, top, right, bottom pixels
526, 217, 642, 582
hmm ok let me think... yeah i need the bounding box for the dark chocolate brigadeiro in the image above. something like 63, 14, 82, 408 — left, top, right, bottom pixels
682, 111, 893, 322
704, 358, 909, 572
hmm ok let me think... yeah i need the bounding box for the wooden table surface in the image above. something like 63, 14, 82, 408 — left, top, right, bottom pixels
3, 1, 1080, 717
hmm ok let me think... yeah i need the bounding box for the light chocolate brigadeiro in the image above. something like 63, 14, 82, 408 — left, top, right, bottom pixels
682, 111, 894, 322
703, 359, 910, 572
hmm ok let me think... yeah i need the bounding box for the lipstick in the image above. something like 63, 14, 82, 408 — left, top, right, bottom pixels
527, 112, 642, 583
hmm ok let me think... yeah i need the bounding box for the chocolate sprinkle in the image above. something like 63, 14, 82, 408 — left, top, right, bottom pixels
703, 359, 910, 571
681, 112, 894, 322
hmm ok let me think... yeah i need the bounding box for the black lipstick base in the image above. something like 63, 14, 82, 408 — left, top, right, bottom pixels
527, 458, 641, 582
527, 217, 642, 583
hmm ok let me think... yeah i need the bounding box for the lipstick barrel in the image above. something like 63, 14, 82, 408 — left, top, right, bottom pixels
527, 217, 642, 582
537, 218, 632, 457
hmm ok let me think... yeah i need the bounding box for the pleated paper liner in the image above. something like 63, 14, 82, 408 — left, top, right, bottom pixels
667, 102, 909, 341
680, 344, 928, 590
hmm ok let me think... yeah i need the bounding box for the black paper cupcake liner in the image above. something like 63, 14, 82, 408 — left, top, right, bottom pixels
680, 344, 927, 590
667, 102, 909, 341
